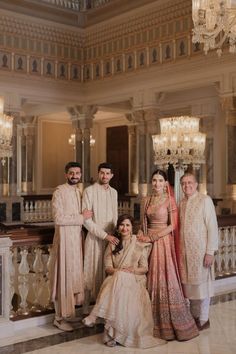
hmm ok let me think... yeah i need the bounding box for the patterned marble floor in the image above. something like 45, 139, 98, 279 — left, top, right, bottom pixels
0, 293, 235, 354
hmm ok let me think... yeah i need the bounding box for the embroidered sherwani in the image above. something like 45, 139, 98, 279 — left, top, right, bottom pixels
50, 183, 84, 319
82, 182, 118, 300
179, 192, 218, 299
89, 236, 166, 348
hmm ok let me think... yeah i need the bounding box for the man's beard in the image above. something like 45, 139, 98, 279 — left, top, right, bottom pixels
67, 179, 79, 185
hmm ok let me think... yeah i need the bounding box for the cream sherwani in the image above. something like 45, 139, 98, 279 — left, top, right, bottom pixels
179, 191, 218, 300
82, 182, 118, 301
51, 183, 84, 320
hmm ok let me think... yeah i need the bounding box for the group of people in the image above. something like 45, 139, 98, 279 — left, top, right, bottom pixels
50, 161, 218, 348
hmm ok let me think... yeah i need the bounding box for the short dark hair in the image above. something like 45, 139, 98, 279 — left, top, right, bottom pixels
98, 162, 113, 173
65, 161, 82, 173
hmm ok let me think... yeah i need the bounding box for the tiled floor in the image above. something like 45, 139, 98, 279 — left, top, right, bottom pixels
0, 293, 236, 354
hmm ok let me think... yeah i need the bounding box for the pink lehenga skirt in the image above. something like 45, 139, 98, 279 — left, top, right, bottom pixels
147, 230, 199, 341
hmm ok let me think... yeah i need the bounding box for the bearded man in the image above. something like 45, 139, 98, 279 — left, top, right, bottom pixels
51, 161, 92, 331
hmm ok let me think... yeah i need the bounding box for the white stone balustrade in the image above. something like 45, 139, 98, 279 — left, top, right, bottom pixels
23, 198, 133, 223
118, 200, 134, 216
4, 219, 236, 321
215, 226, 236, 277
23, 200, 53, 223
10, 244, 52, 319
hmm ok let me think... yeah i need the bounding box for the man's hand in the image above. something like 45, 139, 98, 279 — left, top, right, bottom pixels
204, 254, 214, 268
82, 208, 93, 220
105, 234, 119, 245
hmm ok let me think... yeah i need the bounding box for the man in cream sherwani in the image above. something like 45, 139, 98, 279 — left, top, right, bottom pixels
179, 172, 218, 331
51, 161, 92, 331
82, 162, 119, 313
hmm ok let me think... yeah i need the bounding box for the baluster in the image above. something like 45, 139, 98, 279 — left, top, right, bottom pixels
41, 201, 47, 221
232, 226, 236, 274
45, 245, 54, 309
228, 226, 233, 275
9, 248, 17, 318
24, 201, 30, 223
18, 248, 30, 315
29, 201, 34, 222
34, 201, 40, 222
223, 228, 230, 275
31, 247, 44, 312
46, 200, 52, 221
215, 228, 223, 277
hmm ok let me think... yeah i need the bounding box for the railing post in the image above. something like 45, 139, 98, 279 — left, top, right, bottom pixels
0, 237, 14, 338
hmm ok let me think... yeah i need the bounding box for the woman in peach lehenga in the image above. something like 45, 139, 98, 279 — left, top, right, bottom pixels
83, 214, 166, 348
138, 169, 199, 341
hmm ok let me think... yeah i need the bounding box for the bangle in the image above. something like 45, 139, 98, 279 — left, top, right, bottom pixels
149, 234, 154, 242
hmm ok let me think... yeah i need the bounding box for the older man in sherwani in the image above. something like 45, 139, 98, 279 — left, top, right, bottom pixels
179, 172, 218, 331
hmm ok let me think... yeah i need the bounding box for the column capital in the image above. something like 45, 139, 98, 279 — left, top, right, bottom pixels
131, 90, 165, 111
219, 96, 236, 125
20, 116, 37, 136
67, 105, 97, 129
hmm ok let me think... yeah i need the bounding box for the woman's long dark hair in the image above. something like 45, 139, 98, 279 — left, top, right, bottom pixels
151, 169, 168, 181
112, 214, 134, 255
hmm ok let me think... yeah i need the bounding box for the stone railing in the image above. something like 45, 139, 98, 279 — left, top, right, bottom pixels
2, 226, 54, 320
23, 195, 53, 223
1, 211, 235, 321
22, 195, 134, 223
215, 214, 236, 278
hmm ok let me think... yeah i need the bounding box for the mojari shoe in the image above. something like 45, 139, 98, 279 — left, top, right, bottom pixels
82, 317, 96, 327
53, 319, 74, 332
105, 339, 117, 347
196, 319, 210, 331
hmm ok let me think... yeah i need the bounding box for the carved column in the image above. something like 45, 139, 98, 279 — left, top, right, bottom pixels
199, 116, 214, 196
126, 114, 138, 195
224, 96, 236, 206
144, 108, 160, 188
21, 116, 36, 194
132, 110, 147, 196
131, 90, 163, 196
68, 105, 97, 186
9, 113, 20, 197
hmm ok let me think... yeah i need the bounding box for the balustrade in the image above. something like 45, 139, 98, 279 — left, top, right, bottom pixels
1, 209, 235, 322
23, 198, 53, 223
22, 195, 134, 223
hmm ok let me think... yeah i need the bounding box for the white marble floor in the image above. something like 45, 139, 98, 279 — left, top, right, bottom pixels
13, 299, 236, 354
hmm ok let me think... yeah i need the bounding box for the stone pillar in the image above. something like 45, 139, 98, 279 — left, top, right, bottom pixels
0, 161, 3, 197
200, 116, 214, 196
132, 110, 147, 196
126, 117, 138, 195
144, 108, 160, 188
216, 96, 231, 200
75, 127, 83, 163
224, 96, 236, 211
83, 127, 91, 185
21, 116, 36, 194
68, 105, 97, 187
9, 113, 19, 197
0, 237, 14, 338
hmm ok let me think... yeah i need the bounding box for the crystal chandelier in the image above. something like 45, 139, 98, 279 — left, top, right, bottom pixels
192, 0, 236, 56
0, 109, 13, 165
68, 133, 95, 147
152, 116, 206, 170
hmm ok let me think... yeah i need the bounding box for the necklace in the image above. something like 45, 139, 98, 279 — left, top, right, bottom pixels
150, 193, 167, 206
